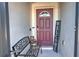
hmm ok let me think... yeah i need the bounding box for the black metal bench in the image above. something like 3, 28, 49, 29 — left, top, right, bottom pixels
12, 36, 40, 57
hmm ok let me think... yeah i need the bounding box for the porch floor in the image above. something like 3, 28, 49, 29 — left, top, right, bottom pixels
38, 47, 61, 57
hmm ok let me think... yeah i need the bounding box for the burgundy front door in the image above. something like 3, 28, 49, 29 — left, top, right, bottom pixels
36, 8, 53, 46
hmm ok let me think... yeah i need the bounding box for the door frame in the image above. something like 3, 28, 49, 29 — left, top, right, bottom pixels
32, 6, 55, 40
36, 8, 53, 46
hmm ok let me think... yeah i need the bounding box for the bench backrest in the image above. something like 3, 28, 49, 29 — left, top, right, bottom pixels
12, 36, 30, 57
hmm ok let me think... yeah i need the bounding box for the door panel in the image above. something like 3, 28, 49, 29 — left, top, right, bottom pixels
36, 8, 53, 46
45, 18, 50, 28
39, 18, 44, 29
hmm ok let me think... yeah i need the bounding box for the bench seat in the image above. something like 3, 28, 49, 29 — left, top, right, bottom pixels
12, 36, 40, 57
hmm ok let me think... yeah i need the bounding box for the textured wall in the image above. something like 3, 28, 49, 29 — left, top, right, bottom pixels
59, 2, 76, 57
8, 2, 31, 50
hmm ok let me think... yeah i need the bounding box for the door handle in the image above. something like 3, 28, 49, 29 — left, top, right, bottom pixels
37, 25, 39, 31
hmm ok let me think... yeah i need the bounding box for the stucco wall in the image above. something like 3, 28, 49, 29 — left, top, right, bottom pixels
31, 2, 60, 40
8, 2, 31, 50
58, 2, 76, 57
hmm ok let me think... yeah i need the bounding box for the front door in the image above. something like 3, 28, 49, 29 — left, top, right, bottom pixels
36, 8, 53, 46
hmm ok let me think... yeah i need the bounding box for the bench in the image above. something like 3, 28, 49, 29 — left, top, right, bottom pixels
12, 36, 40, 57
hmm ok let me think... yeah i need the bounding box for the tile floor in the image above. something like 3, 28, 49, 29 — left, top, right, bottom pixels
38, 47, 61, 57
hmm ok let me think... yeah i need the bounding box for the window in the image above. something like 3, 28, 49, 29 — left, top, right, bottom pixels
39, 11, 50, 17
